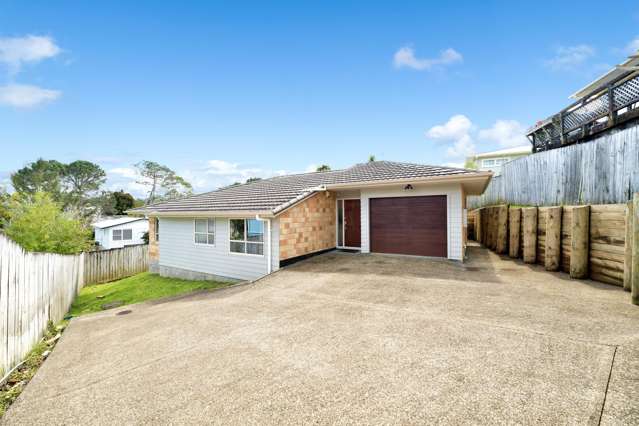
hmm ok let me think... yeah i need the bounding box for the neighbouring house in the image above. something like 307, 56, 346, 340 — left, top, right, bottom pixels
466, 145, 532, 176
130, 161, 492, 281
92, 217, 149, 250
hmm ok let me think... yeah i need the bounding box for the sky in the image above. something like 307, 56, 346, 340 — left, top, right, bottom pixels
1, 0, 638, 197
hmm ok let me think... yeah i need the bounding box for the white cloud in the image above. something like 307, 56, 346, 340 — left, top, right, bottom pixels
478, 119, 528, 148
0, 83, 60, 108
425, 114, 475, 159
544, 44, 595, 71
426, 115, 530, 160
426, 114, 473, 140
108, 167, 138, 179
623, 36, 639, 54
0, 35, 61, 73
393, 46, 463, 71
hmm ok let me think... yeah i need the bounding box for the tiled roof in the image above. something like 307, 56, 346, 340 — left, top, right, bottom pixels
131, 161, 479, 214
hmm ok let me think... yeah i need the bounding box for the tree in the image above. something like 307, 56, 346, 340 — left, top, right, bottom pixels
464, 159, 478, 170
112, 190, 135, 214
245, 177, 262, 184
63, 160, 106, 208
368, 155, 376, 162
0, 187, 10, 227
135, 161, 193, 204
316, 164, 331, 172
11, 159, 66, 199
92, 190, 136, 216
3, 192, 92, 254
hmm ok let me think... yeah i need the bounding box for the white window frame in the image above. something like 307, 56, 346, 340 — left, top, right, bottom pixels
154, 218, 159, 242
122, 229, 133, 241
194, 218, 215, 246
228, 218, 265, 256
482, 159, 495, 167
112, 229, 122, 241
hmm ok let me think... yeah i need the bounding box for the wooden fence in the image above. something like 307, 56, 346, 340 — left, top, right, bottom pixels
0, 236, 149, 378
468, 124, 639, 209
0, 234, 84, 378
470, 197, 639, 305
84, 244, 148, 285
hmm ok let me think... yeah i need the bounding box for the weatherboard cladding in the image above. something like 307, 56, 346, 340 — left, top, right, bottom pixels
137, 161, 476, 214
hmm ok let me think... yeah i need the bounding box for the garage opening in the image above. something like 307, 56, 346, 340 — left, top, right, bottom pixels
369, 195, 447, 257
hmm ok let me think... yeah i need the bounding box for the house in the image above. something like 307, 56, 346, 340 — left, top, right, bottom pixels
466, 145, 532, 176
130, 161, 492, 281
92, 217, 149, 250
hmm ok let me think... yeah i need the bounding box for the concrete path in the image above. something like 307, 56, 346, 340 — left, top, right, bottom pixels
4, 246, 639, 424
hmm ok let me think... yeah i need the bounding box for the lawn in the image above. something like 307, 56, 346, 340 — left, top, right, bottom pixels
70, 272, 234, 316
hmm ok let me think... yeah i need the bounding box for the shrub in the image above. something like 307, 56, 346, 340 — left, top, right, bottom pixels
4, 192, 92, 254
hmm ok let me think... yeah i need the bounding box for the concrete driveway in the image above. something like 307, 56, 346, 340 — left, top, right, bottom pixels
4, 246, 639, 424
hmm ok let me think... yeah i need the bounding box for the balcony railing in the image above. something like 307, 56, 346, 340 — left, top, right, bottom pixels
527, 71, 639, 152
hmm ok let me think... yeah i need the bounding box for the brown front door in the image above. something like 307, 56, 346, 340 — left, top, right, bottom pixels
369, 195, 447, 257
344, 199, 361, 247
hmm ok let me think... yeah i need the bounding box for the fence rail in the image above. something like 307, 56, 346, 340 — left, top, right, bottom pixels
0, 236, 149, 378
468, 124, 639, 209
84, 244, 148, 285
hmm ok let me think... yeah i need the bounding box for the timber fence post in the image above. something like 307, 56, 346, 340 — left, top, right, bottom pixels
570, 205, 590, 279
624, 201, 633, 291
545, 206, 562, 271
509, 207, 521, 258
632, 193, 639, 305
496, 205, 509, 255
522, 207, 538, 264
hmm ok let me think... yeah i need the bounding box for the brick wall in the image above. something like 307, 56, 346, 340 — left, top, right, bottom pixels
148, 217, 159, 261
279, 192, 336, 261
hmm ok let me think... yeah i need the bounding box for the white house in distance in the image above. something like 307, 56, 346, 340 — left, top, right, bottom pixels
93, 217, 149, 250
466, 145, 532, 176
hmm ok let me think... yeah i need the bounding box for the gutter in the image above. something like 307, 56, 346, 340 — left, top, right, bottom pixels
322, 173, 492, 190
137, 209, 275, 218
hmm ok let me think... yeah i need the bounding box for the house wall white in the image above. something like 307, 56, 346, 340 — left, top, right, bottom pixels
359, 182, 464, 260
94, 219, 148, 250
158, 216, 280, 281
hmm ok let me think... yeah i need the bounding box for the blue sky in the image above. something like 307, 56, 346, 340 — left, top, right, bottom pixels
1, 1, 638, 197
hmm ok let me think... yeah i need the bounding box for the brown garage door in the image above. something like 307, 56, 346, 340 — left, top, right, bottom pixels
369, 195, 447, 257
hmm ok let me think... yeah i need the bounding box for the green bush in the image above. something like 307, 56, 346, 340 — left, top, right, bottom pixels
3, 192, 92, 254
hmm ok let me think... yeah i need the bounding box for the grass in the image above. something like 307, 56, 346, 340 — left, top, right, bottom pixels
69, 272, 234, 316
0, 320, 68, 418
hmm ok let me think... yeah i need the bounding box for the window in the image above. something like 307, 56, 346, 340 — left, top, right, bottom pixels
482, 159, 495, 167
154, 218, 159, 242
194, 218, 215, 245
229, 219, 264, 255
122, 229, 133, 240
112, 229, 122, 241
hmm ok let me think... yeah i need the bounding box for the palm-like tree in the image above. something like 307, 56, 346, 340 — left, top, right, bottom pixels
316, 165, 331, 172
